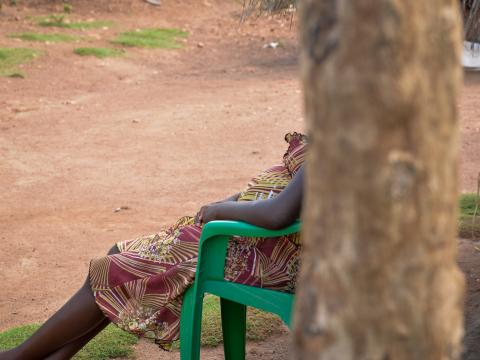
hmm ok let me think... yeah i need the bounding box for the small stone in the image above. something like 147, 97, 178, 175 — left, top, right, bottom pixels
145, 0, 161, 5
263, 41, 280, 49
197, 42, 204, 48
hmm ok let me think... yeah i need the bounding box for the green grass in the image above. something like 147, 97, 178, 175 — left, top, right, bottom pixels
0, 295, 283, 357
460, 193, 478, 216
459, 193, 480, 239
63, 4, 73, 14
0, 324, 137, 359
9, 32, 80, 43
0, 47, 40, 77
37, 14, 113, 29
74, 47, 124, 58
111, 28, 188, 49
171, 294, 284, 349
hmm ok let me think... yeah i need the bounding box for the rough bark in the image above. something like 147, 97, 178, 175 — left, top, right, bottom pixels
293, 1, 465, 359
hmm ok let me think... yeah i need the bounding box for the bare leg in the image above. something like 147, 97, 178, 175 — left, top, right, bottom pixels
44, 318, 109, 360
0, 245, 119, 360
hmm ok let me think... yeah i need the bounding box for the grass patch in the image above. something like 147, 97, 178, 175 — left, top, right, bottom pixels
63, 4, 73, 14
201, 295, 283, 345
459, 193, 480, 239
37, 14, 113, 29
111, 28, 188, 49
9, 32, 80, 43
460, 193, 479, 216
171, 294, 284, 349
74, 47, 124, 58
0, 295, 282, 356
0, 47, 39, 77
0, 324, 137, 359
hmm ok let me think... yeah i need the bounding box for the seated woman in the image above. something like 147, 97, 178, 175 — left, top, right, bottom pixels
0, 132, 307, 360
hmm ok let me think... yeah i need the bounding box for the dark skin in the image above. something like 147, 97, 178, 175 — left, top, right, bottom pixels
0, 166, 304, 360
196, 166, 304, 229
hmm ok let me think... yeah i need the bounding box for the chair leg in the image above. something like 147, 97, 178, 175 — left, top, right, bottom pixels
180, 286, 204, 360
221, 298, 246, 360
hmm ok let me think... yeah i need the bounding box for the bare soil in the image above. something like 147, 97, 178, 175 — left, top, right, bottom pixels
0, 1, 479, 359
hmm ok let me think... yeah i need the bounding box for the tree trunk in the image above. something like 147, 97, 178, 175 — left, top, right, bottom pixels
293, 1, 465, 359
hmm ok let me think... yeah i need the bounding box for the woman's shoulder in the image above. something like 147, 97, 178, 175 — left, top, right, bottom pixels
284, 132, 308, 146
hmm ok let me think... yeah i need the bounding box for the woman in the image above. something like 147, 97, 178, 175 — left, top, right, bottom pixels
0, 132, 307, 360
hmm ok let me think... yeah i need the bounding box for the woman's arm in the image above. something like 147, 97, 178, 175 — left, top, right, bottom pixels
196, 166, 304, 230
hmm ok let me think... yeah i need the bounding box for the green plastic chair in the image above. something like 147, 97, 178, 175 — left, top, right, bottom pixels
180, 220, 301, 360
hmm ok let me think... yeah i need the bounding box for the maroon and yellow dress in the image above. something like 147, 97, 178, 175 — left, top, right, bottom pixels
89, 132, 307, 350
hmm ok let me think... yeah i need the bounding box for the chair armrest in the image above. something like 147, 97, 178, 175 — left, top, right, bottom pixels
199, 220, 301, 245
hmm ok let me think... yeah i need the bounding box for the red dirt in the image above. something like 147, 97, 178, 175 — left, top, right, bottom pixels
0, 1, 479, 359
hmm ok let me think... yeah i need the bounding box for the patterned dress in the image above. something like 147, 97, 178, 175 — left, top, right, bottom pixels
89, 132, 307, 350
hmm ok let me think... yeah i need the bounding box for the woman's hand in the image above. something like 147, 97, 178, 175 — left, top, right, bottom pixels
194, 203, 220, 225
194, 193, 241, 225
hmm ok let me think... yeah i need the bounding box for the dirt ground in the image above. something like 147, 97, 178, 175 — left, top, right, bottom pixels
0, 1, 479, 359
